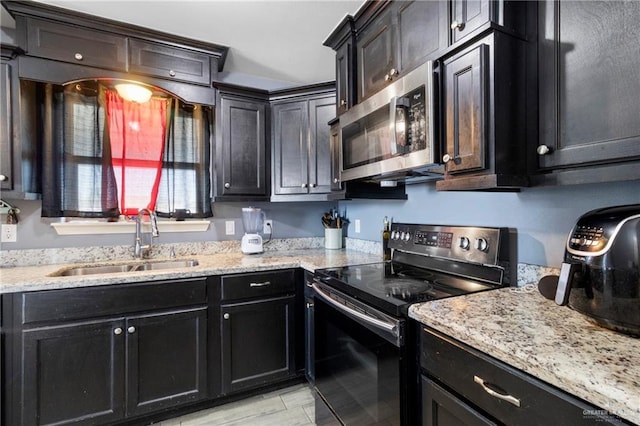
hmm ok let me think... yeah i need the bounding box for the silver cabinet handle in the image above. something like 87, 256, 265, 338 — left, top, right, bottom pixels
127, 326, 136, 334
306, 302, 314, 308
537, 145, 551, 155
451, 20, 466, 30
250, 281, 271, 287
310, 183, 317, 188
301, 183, 308, 188
333, 178, 339, 184
0, 174, 7, 182
114, 327, 123, 335
389, 68, 398, 77
223, 313, 230, 320
169, 70, 176, 77
74, 53, 83, 61
340, 99, 347, 107
224, 182, 230, 188
473, 376, 521, 407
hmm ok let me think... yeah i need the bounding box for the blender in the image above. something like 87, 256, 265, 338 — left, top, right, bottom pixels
241, 207, 266, 254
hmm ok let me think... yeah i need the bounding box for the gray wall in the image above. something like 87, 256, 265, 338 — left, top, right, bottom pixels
338, 179, 640, 267
2, 200, 336, 250
3, 179, 639, 268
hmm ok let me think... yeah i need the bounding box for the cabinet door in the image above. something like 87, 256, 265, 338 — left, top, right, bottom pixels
272, 100, 309, 195
217, 97, 268, 196
26, 17, 127, 71
357, 8, 396, 102
329, 122, 342, 191
221, 296, 295, 394
422, 376, 497, 426
129, 39, 211, 85
308, 96, 336, 194
0, 61, 13, 191
335, 41, 353, 114
451, 0, 491, 44
126, 307, 208, 417
537, 1, 640, 172
22, 319, 126, 426
443, 43, 489, 175
396, 0, 449, 73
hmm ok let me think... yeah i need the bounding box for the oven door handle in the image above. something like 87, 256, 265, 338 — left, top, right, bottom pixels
312, 283, 398, 336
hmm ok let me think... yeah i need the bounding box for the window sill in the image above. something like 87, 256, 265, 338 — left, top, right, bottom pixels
50, 220, 210, 235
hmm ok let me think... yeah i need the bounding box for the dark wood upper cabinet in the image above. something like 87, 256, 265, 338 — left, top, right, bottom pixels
129, 39, 212, 85
355, 1, 448, 102
324, 15, 356, 115
270, 83, 339, 201
437, 32, 530, 191
24, 17, 128, 71
534, 0, 640, 185
213, 84, 270, 201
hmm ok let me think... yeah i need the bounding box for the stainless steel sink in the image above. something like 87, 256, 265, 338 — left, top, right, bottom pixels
50, 259, 199, 277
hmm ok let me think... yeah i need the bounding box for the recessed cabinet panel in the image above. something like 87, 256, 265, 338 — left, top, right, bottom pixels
0, 62, 13, 191
127, 308, 208, 417
308, 97, 336, 194
538, 0, 640, 172
22, 319, 126, 426
444, 44, 489, 174
272, 101, 308, 195
221, 296, 295, 394
26, 17, 127, 71
451, 0, 491, 44
358, 9, 395, 102
217, 96, 268, 197
397, 0, 448, 73
129, 39, 211, 85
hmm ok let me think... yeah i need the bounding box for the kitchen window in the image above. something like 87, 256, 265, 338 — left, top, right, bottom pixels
39, 81, 212, 219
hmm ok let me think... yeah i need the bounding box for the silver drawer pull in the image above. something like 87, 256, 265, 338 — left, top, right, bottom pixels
473, 375, 521, 407
250, 281, 271, 287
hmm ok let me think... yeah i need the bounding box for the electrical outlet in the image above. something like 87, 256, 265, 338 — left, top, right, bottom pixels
355, 219, 361, 233
263, 220, 273, 234
1, 224, 17, 242
225, 220, 235, 235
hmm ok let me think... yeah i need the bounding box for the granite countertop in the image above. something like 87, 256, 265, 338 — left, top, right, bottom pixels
0, 249, 382, 294
409, 287, 640, 425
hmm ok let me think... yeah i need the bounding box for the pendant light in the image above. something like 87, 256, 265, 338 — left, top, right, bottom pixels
115, 83, 153, 103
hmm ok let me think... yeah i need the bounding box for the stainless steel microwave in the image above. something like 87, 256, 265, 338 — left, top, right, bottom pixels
339, 61, 442, 183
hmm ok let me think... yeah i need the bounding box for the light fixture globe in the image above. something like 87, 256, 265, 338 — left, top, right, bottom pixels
115, 83, 153, 103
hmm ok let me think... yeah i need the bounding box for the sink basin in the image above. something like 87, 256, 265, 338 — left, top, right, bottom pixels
51, 259, 199, 277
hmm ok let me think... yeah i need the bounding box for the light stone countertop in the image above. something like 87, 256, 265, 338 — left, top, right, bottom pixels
0, 249, 382, 294
409, 287, 640, 425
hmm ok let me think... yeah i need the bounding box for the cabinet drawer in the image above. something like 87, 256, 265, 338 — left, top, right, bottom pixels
129, 39, 211, 85
221, 270, 295, 301
26, 17, 127, 71
20, 278, 207, 325
420, 328, 624, 425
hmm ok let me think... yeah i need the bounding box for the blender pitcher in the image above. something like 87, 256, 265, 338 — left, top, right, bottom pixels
241, 207, 266, 254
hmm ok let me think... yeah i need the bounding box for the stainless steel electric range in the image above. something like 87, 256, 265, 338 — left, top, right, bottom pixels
309, 223, 512, 425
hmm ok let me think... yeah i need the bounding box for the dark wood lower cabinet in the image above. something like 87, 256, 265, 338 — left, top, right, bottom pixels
221, 295, 295, 394
422, 376, 496, 426
22, 319, 126, 426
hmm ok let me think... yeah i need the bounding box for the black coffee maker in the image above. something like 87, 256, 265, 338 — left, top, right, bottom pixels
555, 204, 640, 336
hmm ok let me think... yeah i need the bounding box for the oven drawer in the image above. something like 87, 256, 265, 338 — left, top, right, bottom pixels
221, 270, 295, 302
420, 327, 624, 425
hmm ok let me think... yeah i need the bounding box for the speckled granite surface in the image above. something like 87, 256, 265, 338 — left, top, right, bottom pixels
0, 247, 382, 294
409, 288, 640, 425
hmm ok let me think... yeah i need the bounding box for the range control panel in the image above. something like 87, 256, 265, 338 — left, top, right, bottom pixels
389, 223, 506, 266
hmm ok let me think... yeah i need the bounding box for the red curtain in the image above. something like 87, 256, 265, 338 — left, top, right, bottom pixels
105, 91, 167, 216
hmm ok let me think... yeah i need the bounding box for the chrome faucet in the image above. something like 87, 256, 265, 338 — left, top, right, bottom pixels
134, 208, 159, 259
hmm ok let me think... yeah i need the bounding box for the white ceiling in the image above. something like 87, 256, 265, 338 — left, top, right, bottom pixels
1, 0, 363, 89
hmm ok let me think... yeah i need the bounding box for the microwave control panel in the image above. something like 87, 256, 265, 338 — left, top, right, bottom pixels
394, 86, 427, 152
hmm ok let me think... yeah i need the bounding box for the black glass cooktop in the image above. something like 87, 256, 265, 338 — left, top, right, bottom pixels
314, 261, 497, 316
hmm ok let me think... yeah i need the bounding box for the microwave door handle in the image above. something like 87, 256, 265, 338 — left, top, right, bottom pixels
390, 96, 410, 156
